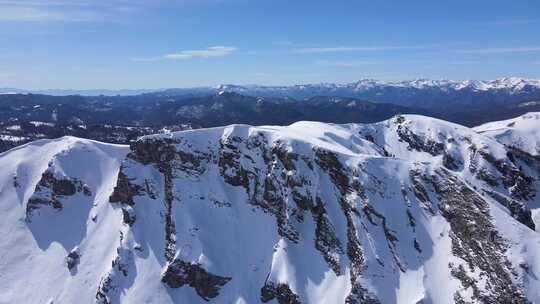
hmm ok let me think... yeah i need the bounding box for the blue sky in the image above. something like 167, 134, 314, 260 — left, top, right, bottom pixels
0, 0, 539, 89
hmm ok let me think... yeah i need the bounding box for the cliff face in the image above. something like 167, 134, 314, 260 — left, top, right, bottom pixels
1, 115, 540, 303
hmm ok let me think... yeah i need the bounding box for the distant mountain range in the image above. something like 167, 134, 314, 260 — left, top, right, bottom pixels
0, 88, 157, 96
160, 77, 540, 107
3, 77, 539, 109
0, 86, 539, 149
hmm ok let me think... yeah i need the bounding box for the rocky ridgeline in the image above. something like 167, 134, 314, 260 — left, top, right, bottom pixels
11, 114, 540, 303
86, 115, 538, 303
363, 116, 537, 230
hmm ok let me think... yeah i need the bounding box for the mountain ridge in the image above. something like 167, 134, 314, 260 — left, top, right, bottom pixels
1, 113, 539, 303
3, 77, 539, 98
475, 112, 540, 157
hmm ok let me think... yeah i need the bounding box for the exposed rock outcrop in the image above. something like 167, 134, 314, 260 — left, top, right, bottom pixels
162, 259, 231, 300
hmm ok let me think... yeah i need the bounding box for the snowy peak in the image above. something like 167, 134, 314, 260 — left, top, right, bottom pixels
475, 112, 540, 156
488, 77, 540, 91
212, 77, 540, 93
204, 77, 540, 109
388, 77, 540, 92
1, 115, 540, 303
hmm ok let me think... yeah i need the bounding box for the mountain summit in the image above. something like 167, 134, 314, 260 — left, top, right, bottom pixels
0, 114, 539, 303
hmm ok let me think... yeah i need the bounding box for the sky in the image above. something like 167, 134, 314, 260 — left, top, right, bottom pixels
0, 0, 539, 89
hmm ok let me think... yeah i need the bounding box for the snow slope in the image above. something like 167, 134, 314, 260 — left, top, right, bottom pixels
1, 115, 540, 303
0, 137, 129, 304
475, 112, 540, 156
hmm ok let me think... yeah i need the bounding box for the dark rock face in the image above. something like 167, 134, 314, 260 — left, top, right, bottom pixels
161, 259, 231, 301
162, 164, 176, 263
465, 145, 538, 230
442, 152, 462, 171
479, 150, 535, 201
218, 136, 252, 189
52, 179, 77, 196
121, 207, 136, 226
312, 196, 344, 275
66, 249, 80, 271
485, 190, 535, 230
111, 247, 131, 277
95, 276, 113, 304
26, 164, 91, 221
390, 117, 539, 233
421, 169, 527, 303
94, 235, 135, 304
109, 168, 143, 206
129, 138, 178, 167
346, 285, 381, 304
314, 149, 385, 302
396, 124, 445, 156
260, 281, 301, 304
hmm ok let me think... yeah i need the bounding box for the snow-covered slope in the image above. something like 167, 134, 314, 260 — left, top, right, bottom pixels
1, 115, 540, 303
0, 137, 129, 303
475, 112, 540, 156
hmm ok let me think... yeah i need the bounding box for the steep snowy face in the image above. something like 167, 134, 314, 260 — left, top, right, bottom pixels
1, 116, 540, 303
0, 137, 129, 304
475, 112, 540, 157
353, 115, 540, 228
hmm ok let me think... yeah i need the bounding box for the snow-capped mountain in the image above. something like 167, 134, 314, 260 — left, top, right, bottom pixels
217, 77, 540, 94
4, 77, 539, 105
475, 112, 540, 157
1, 114, 540, 303
154, 77, 540, 109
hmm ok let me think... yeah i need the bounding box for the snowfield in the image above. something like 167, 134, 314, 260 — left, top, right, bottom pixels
475, 112, 540, 156
0, 114, 539, 303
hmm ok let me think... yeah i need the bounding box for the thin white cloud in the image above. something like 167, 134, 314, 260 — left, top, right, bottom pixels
0, 6, 100, 22
0, 0, 123, 22
0, 0, 168, 22
132, 46, 237, 62
292, 45, 424, 54
0, 0, 169, 8
472, 19, 538, 26
165, 46, 237, 59
0, 1, 223, 22
448, 60, 481, 65
316, 60, 380, 67
130, 57, 163, 62
454, 47, 540, 54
